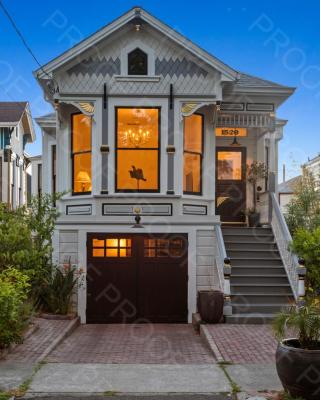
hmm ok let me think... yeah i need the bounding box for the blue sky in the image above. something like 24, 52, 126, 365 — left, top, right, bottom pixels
1, 0, 320, 180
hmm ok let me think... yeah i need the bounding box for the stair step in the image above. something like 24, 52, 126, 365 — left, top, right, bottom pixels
232, 303, 291, 314
231, 275, 289, 284
232, 258, 283, 266
231, 266, 286, 274
231, 293, 294, 304
222, 227, 272, 235
231, 283, 292, 294
225, 313, 275, 324
222, 234, 275, 243
228, 249, 280, 258
224, 241, 277, 250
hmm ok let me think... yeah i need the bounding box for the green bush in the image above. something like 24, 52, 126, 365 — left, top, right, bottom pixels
0, 268, 31, 348
39, 264, 79, 315
285, 167, 320, 234
291, 227, 320, 295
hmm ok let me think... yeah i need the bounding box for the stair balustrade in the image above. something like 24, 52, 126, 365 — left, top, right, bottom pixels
215, 224, 232, 316
270, 192, 306, 303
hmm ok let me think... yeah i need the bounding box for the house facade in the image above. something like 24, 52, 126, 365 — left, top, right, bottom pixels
34, 7, 298, 324
0, 102, 35, 208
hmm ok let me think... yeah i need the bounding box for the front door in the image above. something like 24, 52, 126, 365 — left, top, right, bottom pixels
87, 233, 188, 323
216, 147, 246, 223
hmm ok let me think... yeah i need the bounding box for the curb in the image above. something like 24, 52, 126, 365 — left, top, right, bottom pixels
38, 317, 80, 362
200, 325, 224, 363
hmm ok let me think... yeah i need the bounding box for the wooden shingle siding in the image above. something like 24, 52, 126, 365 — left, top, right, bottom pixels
196, 230, 219, 291
57, 27, 218, 96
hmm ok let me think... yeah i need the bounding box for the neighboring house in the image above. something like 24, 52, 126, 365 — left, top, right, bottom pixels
0, 102, 35, 208
304, 154, 320, 188
34, 7, 297, 324
278, 175, 301, 214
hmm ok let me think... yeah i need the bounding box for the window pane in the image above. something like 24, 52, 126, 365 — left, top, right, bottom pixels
72, 114, 91, 153
93, 248, 104, 257
106, 248, 118, 257
107, 239, 118, 247
93, 239, 104, 247
117, 108, 159, 149
119, 248, 131, 257
217, 151, 242, 180
184, 115, 203, 154
73, 153, 92, 193
128, 48, 148, 75
117, 150, 158, 190
183, 153, 201, 193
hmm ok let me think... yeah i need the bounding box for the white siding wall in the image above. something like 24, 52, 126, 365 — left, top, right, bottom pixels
196, 229, 219, 291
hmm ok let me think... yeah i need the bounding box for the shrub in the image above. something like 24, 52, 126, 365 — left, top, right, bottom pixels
0, 268, 31, 348
39, 263, 79, 315
290, 227, 320, 295
285, 167, 320, 234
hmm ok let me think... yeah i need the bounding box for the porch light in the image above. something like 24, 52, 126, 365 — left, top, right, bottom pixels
132, 207, 143, 228
230, 135, 241, 147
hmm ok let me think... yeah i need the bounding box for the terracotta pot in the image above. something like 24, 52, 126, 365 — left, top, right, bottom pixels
197, 290, 224, 323
276, 339, 320, 400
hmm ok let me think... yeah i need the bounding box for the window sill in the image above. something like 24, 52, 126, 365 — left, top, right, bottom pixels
114, 75, 161, 82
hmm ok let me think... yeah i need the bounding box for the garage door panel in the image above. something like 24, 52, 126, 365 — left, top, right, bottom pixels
87, 233, 188, 323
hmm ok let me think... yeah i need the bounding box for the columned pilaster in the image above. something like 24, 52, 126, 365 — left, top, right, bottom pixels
101, 84, 109, 194
167, 84, 175, 194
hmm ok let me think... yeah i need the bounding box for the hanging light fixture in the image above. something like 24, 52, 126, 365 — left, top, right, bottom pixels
230, 133, 241, 147
124, 127, 151, 147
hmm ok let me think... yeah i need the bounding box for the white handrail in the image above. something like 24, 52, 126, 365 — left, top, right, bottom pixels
215, 224, 227, 292
270, 192, 299, 300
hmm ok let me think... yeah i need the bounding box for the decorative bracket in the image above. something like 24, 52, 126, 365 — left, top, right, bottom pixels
180, 101, 216, 120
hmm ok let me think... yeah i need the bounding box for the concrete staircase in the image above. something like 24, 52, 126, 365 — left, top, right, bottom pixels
222, 226, 294, 324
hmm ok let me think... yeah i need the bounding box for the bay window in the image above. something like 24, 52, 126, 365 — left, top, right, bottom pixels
71, 113, 92, 194
116, 107, 160, 192
183, 114, 203, 194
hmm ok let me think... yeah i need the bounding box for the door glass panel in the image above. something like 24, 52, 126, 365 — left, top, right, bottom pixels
217, 151, 242, 180
144, 238, 184, 258
106, 248, 118, 257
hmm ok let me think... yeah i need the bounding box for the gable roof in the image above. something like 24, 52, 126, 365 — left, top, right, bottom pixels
278, 175, 301, 194
0, 102, 27, 124
34, 7, 239, 81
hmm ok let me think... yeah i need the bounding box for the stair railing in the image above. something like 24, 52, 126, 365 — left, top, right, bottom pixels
215, 224, 232, 315
270, 192, 306, 302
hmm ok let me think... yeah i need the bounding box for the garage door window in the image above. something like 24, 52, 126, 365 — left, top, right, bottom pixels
92, 238, 132, 257
144, 238, 184, 258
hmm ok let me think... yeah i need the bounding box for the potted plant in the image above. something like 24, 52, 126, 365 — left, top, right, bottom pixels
197, 290, 224, 323
273, 301, 320, 400
246, 161, 268, 227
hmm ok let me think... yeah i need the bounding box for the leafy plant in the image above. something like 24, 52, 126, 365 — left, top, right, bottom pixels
285, 167, 320, 234
0, 268, 31, 348
290, 227, 320, 294
273, 302, 320, 349
246, 161, 268, 213
39, 262, 79, 315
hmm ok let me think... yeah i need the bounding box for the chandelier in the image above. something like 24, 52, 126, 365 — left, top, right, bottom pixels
124, 126, 151, 148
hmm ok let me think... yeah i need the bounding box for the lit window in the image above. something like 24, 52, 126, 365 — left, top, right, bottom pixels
71, 113, 92, 194
183, 114, 203, 194
116, 108, 160, 192
92, 237, 132, 258
128, 48, 148, 75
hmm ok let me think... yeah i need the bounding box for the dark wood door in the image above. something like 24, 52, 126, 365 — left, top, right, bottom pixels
87, 233, 188, 323
216, 147, 246, 223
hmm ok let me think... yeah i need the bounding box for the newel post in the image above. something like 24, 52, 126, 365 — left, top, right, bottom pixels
223, 257, 232, 316
297, 258, 307, 306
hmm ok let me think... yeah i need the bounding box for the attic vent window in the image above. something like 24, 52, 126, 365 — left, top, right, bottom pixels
128, 48, 148, 75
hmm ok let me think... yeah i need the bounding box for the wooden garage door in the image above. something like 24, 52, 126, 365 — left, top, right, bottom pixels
87, 233, 188, 323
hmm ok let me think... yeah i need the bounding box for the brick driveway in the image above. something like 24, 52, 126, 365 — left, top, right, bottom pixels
206, 324, 278, 364
47, 324, 215, 364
